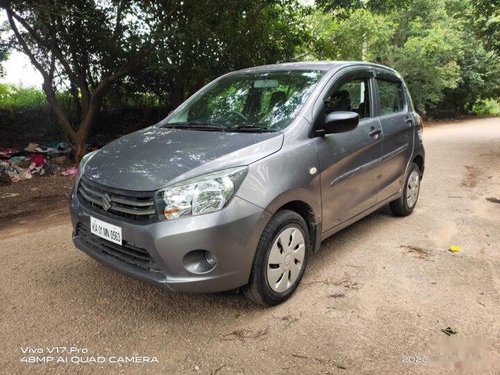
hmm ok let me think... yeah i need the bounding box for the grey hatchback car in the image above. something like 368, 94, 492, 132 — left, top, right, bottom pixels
70, 61, 425, 305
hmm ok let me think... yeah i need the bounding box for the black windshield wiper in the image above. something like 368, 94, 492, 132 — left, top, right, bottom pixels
227, 125, 277, 133
161, 122, 227, 131
161, 122, 277, 133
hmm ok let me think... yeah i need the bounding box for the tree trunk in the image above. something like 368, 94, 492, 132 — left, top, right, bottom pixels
73, 98, 100, 162
5, 5, 154, 164
74, 132, 88, 162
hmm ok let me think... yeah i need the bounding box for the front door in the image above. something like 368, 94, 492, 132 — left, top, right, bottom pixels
315, 72, 383, 232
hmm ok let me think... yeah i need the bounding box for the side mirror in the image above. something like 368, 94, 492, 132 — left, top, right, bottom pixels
317, 111, 359, 136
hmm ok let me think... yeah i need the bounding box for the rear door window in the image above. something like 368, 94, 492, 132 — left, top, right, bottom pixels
377, 80, 405, 115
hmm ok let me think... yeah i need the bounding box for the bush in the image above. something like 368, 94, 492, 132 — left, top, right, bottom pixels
0, 83, 47, 109
0, 83, 164, 112
473, 98, 500, 116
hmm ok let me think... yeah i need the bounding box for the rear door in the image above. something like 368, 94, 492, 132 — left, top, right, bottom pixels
374, 72, 414, 201
315, 68, 384, 231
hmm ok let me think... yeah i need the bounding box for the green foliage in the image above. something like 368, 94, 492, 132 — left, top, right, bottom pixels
394, 23, 463, 112
473, 98, 500, 116
128, 0, 308, 109
2, 0, 307, 160
300, 9, 394, 62
471, 0, 500, 54
0, 82, 165, 112
438, 35, 500, 114
316, 0, 414, 14
2, 0, 307, 110
303, 0, 499, 115
0, 83, 46, 109
1, 0, 498, 121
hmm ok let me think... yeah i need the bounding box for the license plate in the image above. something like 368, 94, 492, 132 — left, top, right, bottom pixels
90, 216, 122, 245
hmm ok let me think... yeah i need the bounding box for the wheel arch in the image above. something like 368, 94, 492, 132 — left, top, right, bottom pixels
412, 154, 425, 178
270, 199, 321, 254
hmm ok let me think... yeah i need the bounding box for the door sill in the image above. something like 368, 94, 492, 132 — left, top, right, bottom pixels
320, 192, 401, 241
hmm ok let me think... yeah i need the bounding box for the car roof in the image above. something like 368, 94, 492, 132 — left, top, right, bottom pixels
235, 61, 399, 76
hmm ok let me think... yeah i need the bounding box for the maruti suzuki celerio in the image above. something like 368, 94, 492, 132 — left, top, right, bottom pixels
70, 61, 425, 305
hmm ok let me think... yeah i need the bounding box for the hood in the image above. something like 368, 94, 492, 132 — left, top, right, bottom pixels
84, 126, 283, 191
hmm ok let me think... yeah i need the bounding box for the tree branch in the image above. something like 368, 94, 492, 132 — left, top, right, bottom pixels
7, 9, 76, 141
6, 9, 49, 81
10, 8, 91, 110
48, 52, 55, 81
92, 44, 154, 100
113, 0, 125, 40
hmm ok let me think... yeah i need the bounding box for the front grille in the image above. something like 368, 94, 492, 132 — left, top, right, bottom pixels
76, 223, 155, 270
78, 177, 157, 223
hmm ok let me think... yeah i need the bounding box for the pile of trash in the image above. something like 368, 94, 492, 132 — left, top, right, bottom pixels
0, 142, 75, 186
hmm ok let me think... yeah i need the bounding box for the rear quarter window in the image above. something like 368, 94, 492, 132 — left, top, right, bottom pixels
377, 79, 405, 115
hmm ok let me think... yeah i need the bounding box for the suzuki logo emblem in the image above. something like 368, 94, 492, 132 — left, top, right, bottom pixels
101, 193, 112, 211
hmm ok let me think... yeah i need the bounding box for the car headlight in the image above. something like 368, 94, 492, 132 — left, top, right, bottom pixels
156, 166, 248, 220
76, 150, 98, 182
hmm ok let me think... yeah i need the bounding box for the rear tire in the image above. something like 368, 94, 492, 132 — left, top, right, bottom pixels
390, 162, 421, 216
243, 210, 310, 306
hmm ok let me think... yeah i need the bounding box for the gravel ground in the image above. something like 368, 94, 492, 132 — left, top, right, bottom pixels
0, 118, 499, 375
0, 175, 73, 226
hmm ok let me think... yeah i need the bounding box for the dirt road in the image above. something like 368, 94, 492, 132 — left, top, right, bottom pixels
1, 118, 499, 374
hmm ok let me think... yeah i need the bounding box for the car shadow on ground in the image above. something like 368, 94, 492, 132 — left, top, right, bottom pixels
48, 205, 399, 321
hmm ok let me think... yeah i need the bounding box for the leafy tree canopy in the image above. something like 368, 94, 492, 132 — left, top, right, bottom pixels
0, 0, 498, 155
304, 0, 499, 114
0, 0, 305, 160
126, 0, 307, 110
471, 0, 500, 53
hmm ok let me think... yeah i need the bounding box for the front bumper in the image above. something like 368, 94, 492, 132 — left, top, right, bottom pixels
70, 189, 271, 293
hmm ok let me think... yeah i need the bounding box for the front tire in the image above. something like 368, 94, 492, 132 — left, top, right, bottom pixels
390, 162, 421, 216
243, 210, 310, 306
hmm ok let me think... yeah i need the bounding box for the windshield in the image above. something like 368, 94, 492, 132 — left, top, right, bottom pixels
163, 70, 325, 131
